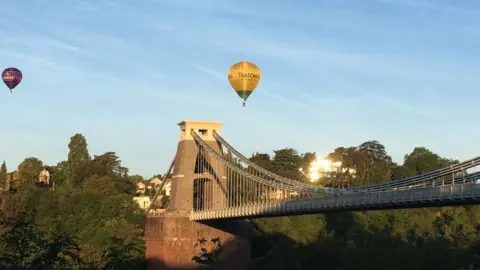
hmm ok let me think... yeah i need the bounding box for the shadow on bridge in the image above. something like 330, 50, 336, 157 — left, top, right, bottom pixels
146, 210, 480, 270
145, 215, 252, 270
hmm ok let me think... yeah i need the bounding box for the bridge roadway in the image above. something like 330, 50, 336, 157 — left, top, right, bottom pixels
190, 183, 480, 221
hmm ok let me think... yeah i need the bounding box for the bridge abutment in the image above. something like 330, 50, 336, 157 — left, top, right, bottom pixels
146, 213, 251, 270
146, 121, 252, 269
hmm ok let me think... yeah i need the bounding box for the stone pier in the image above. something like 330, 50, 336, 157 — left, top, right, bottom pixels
145, 121, 252, 269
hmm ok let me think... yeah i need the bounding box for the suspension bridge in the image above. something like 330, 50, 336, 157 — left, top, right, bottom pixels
145, 120, 480, 270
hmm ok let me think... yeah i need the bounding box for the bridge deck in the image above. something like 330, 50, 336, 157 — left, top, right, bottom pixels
190, 184, 480, 220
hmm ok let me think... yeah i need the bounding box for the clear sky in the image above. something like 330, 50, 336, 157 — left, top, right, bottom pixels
0, 0, 479, 177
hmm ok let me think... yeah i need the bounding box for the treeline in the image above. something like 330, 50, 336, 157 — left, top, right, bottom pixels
248, 141, 479, 270
0, 134, 146, 269
2, 135, 479, 269
250, 140, 459, 187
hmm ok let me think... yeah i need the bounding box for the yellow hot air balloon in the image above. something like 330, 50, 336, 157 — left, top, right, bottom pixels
227, 61, 261, 107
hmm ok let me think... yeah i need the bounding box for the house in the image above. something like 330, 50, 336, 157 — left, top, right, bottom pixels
151, 177, 172, 196
39, 168, 50, 185
149, 177, 162, 188
133, 195, 151, 210
164, 180, 171, 196
136, 181, 146, 195
133, 176, 172, 199
132, 176, 174, 212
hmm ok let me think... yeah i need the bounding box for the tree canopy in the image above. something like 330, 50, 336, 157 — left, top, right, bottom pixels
0, 133, 145, 269
248, 140, 479, 270
1, 134, 479, 270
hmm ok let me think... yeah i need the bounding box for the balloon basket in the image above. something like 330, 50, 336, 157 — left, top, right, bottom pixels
243, 102, 246, 107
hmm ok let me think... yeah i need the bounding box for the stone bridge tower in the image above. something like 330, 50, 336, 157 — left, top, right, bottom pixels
145, 120, 252, 270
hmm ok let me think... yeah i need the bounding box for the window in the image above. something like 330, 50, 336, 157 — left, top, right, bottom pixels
198, 129, 208, 136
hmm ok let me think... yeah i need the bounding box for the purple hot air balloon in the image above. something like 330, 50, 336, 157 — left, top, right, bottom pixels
2, 67, 22, 93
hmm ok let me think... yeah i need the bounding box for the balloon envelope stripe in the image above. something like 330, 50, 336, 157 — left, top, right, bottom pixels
235, 90, 253, 100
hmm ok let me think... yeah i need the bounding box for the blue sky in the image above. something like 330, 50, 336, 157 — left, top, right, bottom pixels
0, 0, 479, 177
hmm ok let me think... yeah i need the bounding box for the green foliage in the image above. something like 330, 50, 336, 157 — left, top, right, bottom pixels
0, 133, 146, 269
192, 237, 223, 269
51, 161, 68, 187
404, 147, 458, 174
271, 148, 303, 180
82, 175, 117, 195
18, 157, 44, 184
250, 153, 274, 172
0, 161, 6, 188
67, 133, 91, 187
248, 141, 480, 270
4, 131, 480, 269
129, 174, 145, 183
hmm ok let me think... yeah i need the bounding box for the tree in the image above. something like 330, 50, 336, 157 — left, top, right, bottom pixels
192, 237, 223, 269
0, 134, 147, 269
67, 133, 91, 187
390, 164, 416, 181
17, 157, 44, 184
322, 142, 393, 186
356, 140, 393, 185
0, 161, 6, 188
128, 175, 145, 184
250, 153, 274, 172
51, 161, 68, 187
271, 148, 303, 180
357, 140, 392, 164
300, 152, 317, 183
403, 147, 458, 175
82, 175, 117, 196
91, 152, 128, 177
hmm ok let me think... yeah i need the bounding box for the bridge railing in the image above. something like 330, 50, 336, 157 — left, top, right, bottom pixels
212, 131, 480, 194
191, 183, 480, 220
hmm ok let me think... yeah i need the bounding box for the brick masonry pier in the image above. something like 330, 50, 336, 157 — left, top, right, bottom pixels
145, 121, 252, 269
